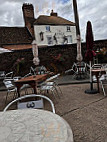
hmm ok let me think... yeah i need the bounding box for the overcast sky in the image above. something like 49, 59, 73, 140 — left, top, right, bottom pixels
0, 0, 107, 41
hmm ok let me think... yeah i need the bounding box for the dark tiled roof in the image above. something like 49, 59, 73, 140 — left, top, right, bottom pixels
0, 27, 33, 45
34, 15, 75, 26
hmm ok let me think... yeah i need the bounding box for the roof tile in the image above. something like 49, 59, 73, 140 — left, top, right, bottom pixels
0, 27, 33, 45
34, 15, 75, 26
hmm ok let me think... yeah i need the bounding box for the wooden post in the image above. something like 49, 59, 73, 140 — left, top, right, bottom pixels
73, 0, 83, 62
73, 0, 80, 35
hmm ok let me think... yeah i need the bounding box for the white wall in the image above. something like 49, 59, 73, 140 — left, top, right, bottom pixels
34, 25, 77, 46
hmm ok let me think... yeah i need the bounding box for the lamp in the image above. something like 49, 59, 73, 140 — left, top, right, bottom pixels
40, 32, 44, 41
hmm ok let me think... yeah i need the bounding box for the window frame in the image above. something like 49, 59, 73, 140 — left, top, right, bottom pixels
67, 35, 72, 44
46, 25, 50, 32
47, 36, 53, 45
67, 26, 71, 32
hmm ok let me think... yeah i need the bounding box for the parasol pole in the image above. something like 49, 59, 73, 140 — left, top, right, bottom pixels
89, 61, 93, 90
73, 0, 83, 62
73, 0, 80, 36
32, 40, 40, 66
85, 21, 97, 94
73, 0, 83, 80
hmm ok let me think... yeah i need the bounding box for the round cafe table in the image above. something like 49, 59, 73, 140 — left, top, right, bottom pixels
0, 109, 73, 142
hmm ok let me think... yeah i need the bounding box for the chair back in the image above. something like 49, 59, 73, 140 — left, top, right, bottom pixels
0, 71, 5, 77
23, 73, 32, 78
3, 80, 15, 89
35, 66, 47, 75
92, 64, 102, 69
5, 71, 13, 79
76, 62, 86, 73
3, 94, 55, 113
46, 73, 60, 82
13, 76, 21, 81
30, 67, 36, 75
0, 71, 5, 80
65, 62, 77, 74
102, 64, 107, 74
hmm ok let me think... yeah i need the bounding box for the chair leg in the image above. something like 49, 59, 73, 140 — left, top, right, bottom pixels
101, 81, 106, 96
72, 72, 77, 79
5, 92, 9, 105
54, 87, 60, 98
12, 91, 16, 100
55, 83, 63, 96
39, 89, 42, 94
58, 85, 63, 94
39, 89, 46, 95
58, 86, 63, 96
24, 87, 34, 95
25, 88, 28, 95
50, 90, 56, 99
31, 88, 34, 94
13, 90, 18, 100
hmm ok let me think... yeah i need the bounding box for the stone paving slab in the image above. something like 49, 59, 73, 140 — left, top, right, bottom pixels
56, 75, 90, 85
0, 74, 90, 91
55, 84, 104, 115
0, 83, 107, 142
63, 98, 107, 142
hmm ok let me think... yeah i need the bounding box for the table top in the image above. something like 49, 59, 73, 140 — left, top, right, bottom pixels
15, 74, 48, 83
91, 68, 106, 72
0, 109, 73, 142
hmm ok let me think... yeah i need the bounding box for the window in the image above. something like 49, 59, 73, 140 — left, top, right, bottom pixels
47, 36, 53, 45
46, 26, 50, 32
67, 26, 71, 32
67, 36, 72, 43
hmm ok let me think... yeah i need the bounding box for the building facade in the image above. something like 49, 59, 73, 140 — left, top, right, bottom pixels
34, 10, 76, 46
0, 3, 76, 50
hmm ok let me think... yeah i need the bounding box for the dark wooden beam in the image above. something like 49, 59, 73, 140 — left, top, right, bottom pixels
73, 0, 80, 35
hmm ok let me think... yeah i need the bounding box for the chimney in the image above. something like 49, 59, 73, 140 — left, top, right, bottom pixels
22, 3, 34, 26
22, 3, 35, 37
50, 10, 58, 17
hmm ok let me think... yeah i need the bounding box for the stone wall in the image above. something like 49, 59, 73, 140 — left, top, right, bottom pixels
0, 49, 33, 76
0, 44, 77, 76
0, 39, 107, 77
38, 44, 77, 74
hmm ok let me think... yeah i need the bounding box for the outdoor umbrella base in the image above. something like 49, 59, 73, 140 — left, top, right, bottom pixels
85, 82, 98, 94
85, 89, 98, 94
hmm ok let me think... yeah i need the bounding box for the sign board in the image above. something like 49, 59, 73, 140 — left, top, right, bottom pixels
17, 99, 44, 109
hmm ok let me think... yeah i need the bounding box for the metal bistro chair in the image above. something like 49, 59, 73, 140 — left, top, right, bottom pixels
39, 73, 62, 99
3, 79, 17, 104
3, 94, 55, 113
13, 76, 22, 81
76, 62, 87, 74
4, 71, 13, 79
92, 64, 102, 69
100, 76, 107, 96
20, 73, 34, 94
100, 64, 107, 96
30, 66, 48, 75
0, 71, 5, 79
35, 65, 47, 75
30, 66, 36, 75
65, 62, 77, 77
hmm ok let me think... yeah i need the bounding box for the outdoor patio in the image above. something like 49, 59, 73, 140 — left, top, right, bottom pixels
0, 77, 107, 142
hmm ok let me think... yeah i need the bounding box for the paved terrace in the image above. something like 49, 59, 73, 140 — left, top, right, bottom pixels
0, 75, 107, 142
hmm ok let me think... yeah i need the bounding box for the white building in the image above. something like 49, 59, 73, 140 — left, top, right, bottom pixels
34, 10, 76, 46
